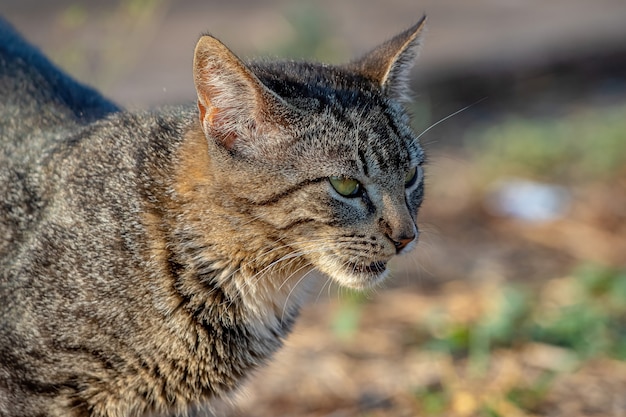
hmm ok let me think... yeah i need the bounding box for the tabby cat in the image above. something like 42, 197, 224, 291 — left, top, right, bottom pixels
0, 15, 427, 417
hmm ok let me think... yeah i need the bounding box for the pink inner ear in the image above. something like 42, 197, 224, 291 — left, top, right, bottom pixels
197, 99, 207, 123
198, 95, 240, 150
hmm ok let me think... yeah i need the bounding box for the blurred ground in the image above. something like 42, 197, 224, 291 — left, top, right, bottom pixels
2, 1, 626, 416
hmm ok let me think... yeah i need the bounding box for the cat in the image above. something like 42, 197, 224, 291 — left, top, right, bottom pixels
0, 14, 427, 417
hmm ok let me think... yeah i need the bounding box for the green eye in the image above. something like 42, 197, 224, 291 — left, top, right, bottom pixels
405, 166, 420, 187
329, 176, 362, 197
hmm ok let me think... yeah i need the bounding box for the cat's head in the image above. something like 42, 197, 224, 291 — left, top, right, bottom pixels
193, 17, 426, 289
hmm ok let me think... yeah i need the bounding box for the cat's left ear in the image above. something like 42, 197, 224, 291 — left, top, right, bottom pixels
348, 16, 427, 102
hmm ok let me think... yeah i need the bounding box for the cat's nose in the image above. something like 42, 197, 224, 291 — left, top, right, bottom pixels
379, 216, 417, 254
392, 234, 415, 253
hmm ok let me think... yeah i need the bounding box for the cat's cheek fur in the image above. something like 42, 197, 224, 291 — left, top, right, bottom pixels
289, 225, 395, 289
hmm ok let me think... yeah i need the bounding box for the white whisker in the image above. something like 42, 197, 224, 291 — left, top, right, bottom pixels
280, 266, 316, 324
315, 275, 334, 304
415, 97, 487, 142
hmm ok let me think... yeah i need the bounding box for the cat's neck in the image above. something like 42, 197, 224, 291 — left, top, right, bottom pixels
152, 127, 315, 334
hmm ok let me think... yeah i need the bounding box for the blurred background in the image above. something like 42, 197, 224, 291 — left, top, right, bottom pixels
3, 1, 626, 416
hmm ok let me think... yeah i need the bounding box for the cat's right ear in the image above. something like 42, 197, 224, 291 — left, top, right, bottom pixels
193, 35, 290, 151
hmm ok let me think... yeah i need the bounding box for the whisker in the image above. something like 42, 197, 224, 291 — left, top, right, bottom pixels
415, 97, 487, 142
280, 266, 316, 324
315, 275, 334, 304
277, 260, 313, 293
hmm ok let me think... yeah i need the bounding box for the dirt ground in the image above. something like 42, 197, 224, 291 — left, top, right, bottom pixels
232, 296, 626, 417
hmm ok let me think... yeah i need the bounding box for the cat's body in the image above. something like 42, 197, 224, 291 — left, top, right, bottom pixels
0, 15, 426, 417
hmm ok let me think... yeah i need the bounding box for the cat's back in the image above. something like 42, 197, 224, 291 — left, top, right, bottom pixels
0, 17, 123, 260
0, 16, 119, 155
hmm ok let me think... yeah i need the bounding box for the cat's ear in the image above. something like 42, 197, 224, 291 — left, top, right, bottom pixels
348, 16, 427, 101
193, 35, 289, 151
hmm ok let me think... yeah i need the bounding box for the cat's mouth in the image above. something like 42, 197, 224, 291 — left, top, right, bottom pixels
332, 260, 389, 289
312, 253, 392, 289
350, 261, 387, 275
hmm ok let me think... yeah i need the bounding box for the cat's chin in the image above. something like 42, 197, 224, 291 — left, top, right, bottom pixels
320, 260, 391, 290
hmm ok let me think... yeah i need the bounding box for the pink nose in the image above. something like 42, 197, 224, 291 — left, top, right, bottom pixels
392, 234, 415, 253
